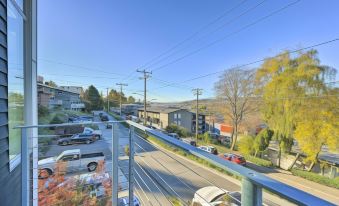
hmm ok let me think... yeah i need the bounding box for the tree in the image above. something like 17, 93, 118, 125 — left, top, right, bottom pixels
253, 128, 273, 157
45, 80, 58, 87
238, 136, 255, 156
127, 96, 136, 103
294, 88, 339, 171
256, 50, 337, 166
82, 85, 103, 111
214, 69, 255, 150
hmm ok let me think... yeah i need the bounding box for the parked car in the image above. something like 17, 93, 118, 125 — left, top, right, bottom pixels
181, 138, 197, 147
38, 149, 105, 177
198, 146, 218, 155
82, 127, 102, 139
106, 123, 112, 129
220, 153, 246, 166
192, 186, 241, 206
168, 133, 180, 140
100, 115, 109, 121
118, 190, 141, 206
57, 133, 97, 146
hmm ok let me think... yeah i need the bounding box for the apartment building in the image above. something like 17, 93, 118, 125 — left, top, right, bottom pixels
138, 106, 206, 133
37, 83, 85, 111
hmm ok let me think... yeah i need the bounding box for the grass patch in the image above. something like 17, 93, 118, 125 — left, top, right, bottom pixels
108, 112, 130, 128
291, 169, 339, 189
145, 135, 242, 181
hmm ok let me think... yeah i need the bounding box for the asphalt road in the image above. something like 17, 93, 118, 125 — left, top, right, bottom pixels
107, 114, 294, 206
41, 112, 294, 205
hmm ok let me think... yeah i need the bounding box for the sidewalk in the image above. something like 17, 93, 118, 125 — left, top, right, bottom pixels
246, 162, 339, 205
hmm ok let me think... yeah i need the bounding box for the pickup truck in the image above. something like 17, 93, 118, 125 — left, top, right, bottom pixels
38, 149, 105, 177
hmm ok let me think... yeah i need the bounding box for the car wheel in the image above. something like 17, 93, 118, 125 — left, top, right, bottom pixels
86, 139, 91, 144
62, 141, 68, 146
87, 162, 97, 172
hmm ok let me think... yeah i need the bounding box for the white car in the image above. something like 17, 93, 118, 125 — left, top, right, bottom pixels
83, 127, 102, 139
198, 146, 218, 155
192, 186, 241, 206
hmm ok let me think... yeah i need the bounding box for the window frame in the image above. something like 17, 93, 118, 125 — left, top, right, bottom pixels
8, 0, 26, 171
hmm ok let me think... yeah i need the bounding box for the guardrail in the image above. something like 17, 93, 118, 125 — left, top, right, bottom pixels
127, 120, 335, 206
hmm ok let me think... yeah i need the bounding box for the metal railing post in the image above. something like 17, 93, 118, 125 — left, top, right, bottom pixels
128, 125, 135, 206
112, 123, 119, 206
241, 177, 262, 206
21, 128, 29, 206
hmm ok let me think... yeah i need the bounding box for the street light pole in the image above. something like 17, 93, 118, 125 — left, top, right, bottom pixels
106, 88, 109, 112
137, 69, 152, 125
192, 88, 203, 143
116, 83, 128, 116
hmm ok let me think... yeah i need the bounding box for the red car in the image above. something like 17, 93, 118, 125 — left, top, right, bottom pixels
220, 153, 246, 166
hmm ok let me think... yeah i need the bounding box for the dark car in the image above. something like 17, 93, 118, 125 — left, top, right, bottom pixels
100, 115, 109, 121
220, 153, 246, 166
58, 134, 97, 146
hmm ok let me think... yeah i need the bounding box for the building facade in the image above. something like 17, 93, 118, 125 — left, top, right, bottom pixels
37, 83, 85, 111
138, 107, 206, 133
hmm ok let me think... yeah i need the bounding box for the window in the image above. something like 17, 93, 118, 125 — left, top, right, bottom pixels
174, 113, 177, 119
178, 113, 181, 119
8, 0, 25, 169
177, 120, 181, 126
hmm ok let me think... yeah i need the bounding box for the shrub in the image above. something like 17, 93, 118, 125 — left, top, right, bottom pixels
238, 135, 255, 156
243, 155, 273, 167
165, 124, 191, 137
38, 105, 49, 117
49, 114, 64, 124
291, 169, 339, 189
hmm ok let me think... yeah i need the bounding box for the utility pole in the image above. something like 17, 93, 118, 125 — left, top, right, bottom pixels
106, 88, 109, 112
137, 69, 152, 125
116, 83, 128, 116
192, 88, 203, 142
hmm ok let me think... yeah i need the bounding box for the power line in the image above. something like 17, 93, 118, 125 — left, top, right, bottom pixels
151, 0, 301, 72
39, 58, 127, 77
146, 0, 267, 69
139, 0, 249, 69
151, 38, 339, 91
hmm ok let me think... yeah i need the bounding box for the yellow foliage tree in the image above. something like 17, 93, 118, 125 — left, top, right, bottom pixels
294, 89, 339, 170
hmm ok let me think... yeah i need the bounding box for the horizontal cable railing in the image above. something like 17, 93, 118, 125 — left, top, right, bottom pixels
14, 117, 335, 206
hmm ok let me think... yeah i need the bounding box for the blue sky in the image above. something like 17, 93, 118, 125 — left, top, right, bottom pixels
38, 0, 339, 102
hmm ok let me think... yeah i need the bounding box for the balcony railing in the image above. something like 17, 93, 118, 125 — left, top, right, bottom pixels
15, 115, 334, 206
